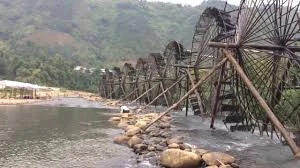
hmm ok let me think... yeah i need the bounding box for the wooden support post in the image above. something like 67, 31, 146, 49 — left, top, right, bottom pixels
185, 75, 189, 116
134, 74, 140, 99
146, 72, 153, 103
143, 57, 228, 130
143, 75, 186, 109
160, 82, 170, 107
223, 50, 300, 157
131, 83, 160, 103
186, 69, 205, 115
210, 62, 226, 129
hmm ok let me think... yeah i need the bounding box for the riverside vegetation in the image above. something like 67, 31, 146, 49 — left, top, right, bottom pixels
0, 0, 230, 93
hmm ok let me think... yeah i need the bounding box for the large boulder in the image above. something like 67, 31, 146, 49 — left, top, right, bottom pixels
126, 127, 141, 136
145, 113, 157, 118
121, 113, 134, 119
202, 152, 236, 166
113, 135, 130, 144
206, 166, 218, 168
117, 122, 128, 129
135, 120, 148, 129
219, 165, 232, 168
295, 152, 300, 159
194, 148, 209, 157
125, 125, 136, 131
160, 149, 201, 168
109, 117, 121, 122
128, 136, 143, 147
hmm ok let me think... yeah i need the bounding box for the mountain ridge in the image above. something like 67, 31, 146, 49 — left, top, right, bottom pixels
0, 0, 231, 91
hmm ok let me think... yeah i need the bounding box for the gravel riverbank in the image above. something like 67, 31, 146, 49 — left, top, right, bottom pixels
109, 112, 238, 168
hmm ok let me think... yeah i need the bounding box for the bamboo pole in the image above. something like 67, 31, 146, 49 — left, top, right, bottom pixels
143, 57, 228, 130
143, 75, 186, 109
131, 83, 160, 103
208, 42, 300, 52
122, 87, 139, 100
223, 50, 300, 157
185, 75, 189, 116
186, 69, 205, 115
160, 82, 170, 107
210, 62, 226, 129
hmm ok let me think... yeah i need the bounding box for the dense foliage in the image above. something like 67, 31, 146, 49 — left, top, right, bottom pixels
0, 0, 201, 65
0, 41, 99, 92
0, 0, 208, 91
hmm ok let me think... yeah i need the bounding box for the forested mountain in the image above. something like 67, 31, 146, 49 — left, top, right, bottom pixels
0, 0, 227, 91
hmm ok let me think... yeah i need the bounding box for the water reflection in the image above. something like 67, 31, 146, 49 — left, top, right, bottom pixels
0, 100, 134, 168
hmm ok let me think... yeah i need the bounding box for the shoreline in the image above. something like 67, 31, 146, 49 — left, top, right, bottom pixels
109, 111, 239, 168
0, 90, 102, 106
0, 98, 47, 106
1, 95, 299, 167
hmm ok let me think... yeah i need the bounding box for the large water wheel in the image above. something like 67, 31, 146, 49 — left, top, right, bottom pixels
110, 67, 122, 99
191, 6, 236, 117
231, 0, 300, 135
134, 57, 151, 103
198, 0, 300, 136
121, 63, 136, 100
98, 69, 114, 99
162, 41, 187, 106
146, 53, 167, 105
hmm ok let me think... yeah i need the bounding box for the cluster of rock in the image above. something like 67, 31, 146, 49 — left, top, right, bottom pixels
83, 94, 121, 106
109, 112, 238, 168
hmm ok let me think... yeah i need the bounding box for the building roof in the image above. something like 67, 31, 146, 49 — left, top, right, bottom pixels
0, 80, 41, 90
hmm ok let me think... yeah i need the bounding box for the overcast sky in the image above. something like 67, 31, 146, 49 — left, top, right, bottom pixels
147, 0, 242, 6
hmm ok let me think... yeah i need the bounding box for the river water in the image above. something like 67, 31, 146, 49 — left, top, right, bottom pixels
0, 98, 299, 168
0, 98, 137, 168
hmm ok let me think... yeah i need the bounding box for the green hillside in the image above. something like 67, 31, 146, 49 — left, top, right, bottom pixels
0, 0, 202, 65
0, 0, 227, 91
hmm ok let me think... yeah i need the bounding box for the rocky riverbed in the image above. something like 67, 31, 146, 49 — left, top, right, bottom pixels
109, 112, 239, 168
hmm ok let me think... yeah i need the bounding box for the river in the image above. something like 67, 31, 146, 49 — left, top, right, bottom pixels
0, 98, 299, 167
0, 98, 137, 168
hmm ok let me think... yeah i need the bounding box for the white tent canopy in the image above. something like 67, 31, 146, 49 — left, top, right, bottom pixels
0, 80, 41, 90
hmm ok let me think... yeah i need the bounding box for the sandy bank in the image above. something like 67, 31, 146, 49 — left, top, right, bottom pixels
0, 89, 123, 107
0, 99, 43, 105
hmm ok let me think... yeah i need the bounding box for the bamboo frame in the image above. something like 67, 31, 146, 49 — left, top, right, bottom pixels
223, 50, 300, 157
143, 57, 228, 130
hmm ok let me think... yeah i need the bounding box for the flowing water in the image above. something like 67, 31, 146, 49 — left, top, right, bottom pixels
172, 111, 300, 168
0, 98, 136, 168
0, 98, 299, 168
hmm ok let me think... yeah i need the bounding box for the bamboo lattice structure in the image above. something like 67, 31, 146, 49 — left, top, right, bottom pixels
99, 0, 300, 157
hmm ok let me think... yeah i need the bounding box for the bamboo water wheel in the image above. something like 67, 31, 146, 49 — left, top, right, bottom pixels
121, 63, 136, 99
194, 0, 300, 137
230, 0, 300, 134
133, 57, 152, 103
162, 41, 188, 105
145, 53, 167, 105
99, 0, 300, 156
